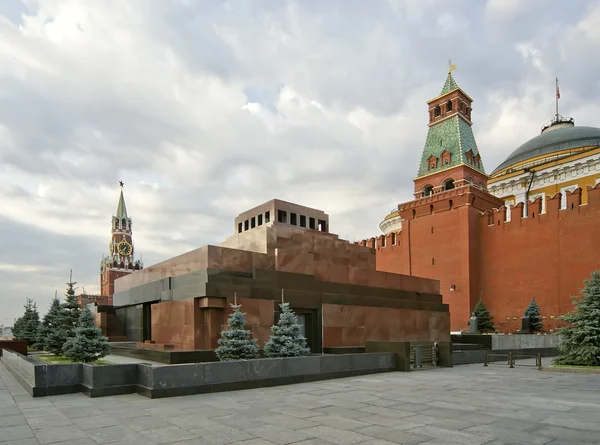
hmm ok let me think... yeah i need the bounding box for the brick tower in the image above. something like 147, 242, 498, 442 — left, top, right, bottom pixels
100, 182, 143, 305
376, 69, 503, 330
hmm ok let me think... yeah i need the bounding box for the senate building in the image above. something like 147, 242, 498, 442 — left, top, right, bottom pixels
96, 70, 600, 348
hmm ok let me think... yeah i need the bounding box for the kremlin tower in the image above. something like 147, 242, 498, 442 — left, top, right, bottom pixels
100, 182, 143, 305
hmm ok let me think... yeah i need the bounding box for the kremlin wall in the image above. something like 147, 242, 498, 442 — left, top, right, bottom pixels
365, 183, 600, 332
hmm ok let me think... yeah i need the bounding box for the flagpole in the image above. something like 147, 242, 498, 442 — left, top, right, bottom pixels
555, 77, 559, 119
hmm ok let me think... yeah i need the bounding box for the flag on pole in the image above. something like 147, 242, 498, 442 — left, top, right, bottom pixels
556, 78, 560, 99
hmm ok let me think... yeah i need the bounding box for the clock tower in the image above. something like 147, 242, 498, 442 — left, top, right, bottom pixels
100, 182, 143, 305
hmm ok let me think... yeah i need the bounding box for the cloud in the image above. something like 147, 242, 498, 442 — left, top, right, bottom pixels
1, 0, 599, 323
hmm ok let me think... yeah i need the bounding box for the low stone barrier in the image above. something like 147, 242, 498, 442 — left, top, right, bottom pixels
1, 349, 396, 399
137, 353, 396, 398
453, 347, 558, 366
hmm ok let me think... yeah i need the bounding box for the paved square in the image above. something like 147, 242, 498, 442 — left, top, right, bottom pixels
1, 359, 599, 444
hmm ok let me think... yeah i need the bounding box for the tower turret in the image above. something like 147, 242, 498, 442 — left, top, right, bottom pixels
414, 68, 488, 198
100, 181, 143, 304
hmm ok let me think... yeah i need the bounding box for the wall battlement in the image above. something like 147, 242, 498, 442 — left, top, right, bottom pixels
481, 183, 600, 229
356, 183, 600, 249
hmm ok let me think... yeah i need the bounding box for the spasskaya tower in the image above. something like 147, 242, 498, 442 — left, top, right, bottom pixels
100, 181, 143, 304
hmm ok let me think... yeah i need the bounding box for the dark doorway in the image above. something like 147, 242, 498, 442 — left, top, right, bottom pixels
143, 303, 152, 341
290, 308, 321, 353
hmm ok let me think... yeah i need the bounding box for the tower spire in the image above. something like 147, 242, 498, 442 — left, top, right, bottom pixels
116, 181, 128, 219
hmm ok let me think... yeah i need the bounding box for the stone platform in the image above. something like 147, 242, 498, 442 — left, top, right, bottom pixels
2, 357, 599, 444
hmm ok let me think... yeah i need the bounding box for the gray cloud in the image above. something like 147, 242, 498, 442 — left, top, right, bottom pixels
1, 0, 599, 322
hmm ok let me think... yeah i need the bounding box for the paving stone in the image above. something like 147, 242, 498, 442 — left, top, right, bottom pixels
355, 425, 432, 444
245, 424, 314, 444
302, 425, 372, 445
0, 414, 27, 427
138, 425, 199, 444
189, 424, 255, 444
85, 425, 142, 444
33, 425, 89, 444
0, 425, 35, 443
26, 414, 73, 430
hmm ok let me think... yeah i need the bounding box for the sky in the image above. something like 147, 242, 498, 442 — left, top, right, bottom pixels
1, 0, 600, 324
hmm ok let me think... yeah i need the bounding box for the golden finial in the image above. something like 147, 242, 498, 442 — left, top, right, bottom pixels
448, 59, 457, 74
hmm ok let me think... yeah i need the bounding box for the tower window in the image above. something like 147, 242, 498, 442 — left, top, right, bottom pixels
265, 211, 270, 223
244, 220, 249, 231
121, 218, 127, 229
443, 179, 455, 191
258, 214, 263, 226
238, 222, 242, 233
309, 217, 316, 229
434, 105, 441, 117
251, 217, 256, 228
318, 219, 327, 232
422, 185, 434, 197
290, 213, 297, 225
391, 232, 396, 245
446, 100, 453, 112
300, 215, 306, 227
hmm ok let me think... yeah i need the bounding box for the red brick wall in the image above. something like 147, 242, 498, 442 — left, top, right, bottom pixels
373, 184, 600, 333
478, 185, 600, 332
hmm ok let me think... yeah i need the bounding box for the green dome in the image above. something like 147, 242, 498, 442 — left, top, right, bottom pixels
492, 123, 600, 175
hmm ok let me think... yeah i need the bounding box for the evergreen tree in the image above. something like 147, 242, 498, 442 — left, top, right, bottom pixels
62, 271, 81, 333
555, 270, 600, 366
13, 298, 40, 346
35, 294, 61, 351
45, 272, 81, 355
12, 315, 24, 340
473, 300, 495, 333
523, 297, 543, 333
63, 307, 110, 363
215, 304, 259, 361
264, 302, 310, 358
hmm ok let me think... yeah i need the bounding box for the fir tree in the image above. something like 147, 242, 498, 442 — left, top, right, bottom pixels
12, 316, 24, 340
45, 272, 81, 355
62, 271, 81, 333
473, 300, 495, 333
13, 298, 40, 346
35, 294, 61, 351
63, 307, 110, 363
215, 304, 259, 361
264, 302, 310, 358
523, 297, 543, 333
555, 270, 600, 366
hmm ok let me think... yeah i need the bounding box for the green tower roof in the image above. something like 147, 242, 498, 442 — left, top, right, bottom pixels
417, 116, 485, 178
116, 188, 128, 219
440, 71, 459, 95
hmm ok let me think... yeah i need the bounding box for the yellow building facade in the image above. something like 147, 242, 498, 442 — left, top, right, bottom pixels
488, 117, 600, 214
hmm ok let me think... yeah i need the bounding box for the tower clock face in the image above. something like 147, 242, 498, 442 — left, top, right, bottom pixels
117, 241, 132, 256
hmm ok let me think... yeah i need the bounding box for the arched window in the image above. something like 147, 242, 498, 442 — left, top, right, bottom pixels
443, 179, 455, 191
121, 218, 127, 229
434, 105, 441, 117
412, 209, 416, 219
422, 185, 434, 197
446, 100, 453, 112
430, 204, 434, 214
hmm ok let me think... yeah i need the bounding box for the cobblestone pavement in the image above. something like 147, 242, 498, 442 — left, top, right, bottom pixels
2, 358, 599, 445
